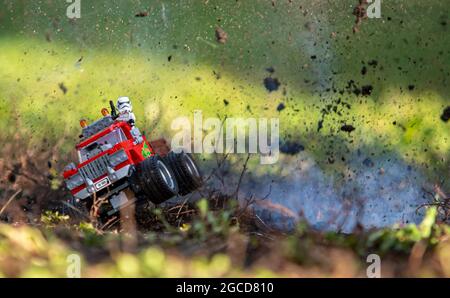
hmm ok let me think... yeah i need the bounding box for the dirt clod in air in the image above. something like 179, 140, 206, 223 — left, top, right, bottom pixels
361, 66, 367, 75
263, 77, 280, 92
341, 124, 356, 133
266, 67, 275, 74
7, 172, 16, 183
317, 119, 324, 132
345, 80, 373, 97
363, 158, 375, 168
213, 70, 221, 80
361, 85, 373, 96
45, 31, 51, 42
58, 83, 68, 94
368, 60, 378, 67
353, 0, 368, 33
215, 27, 228, 44
277, 103, 286, 111
441, 106, 450, 122
280, 141, 305, 155
135, 11, 149, 17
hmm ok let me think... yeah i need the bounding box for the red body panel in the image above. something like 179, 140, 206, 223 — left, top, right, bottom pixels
63, 120, 155, 196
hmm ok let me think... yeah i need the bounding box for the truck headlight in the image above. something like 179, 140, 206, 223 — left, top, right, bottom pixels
65, 174, 84, 190
109, 150, 128, 167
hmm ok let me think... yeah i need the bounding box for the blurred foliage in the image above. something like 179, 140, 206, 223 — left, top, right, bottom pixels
150, 198, 238, 243
0, 223, 74, 277
0, 208, 256, 277
190, 198, 238, 240
1, 204, 449, 277
367, 207, 450, 254
283, 207, 450, 276
48, 168, 62, 190
76, 221, 106, 247
41, 210, 69, 227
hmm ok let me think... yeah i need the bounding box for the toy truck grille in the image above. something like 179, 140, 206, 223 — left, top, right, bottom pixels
79, 155, 110, 180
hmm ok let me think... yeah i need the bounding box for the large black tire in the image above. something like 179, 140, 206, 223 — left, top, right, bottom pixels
164, 151, 203, 195
134, 155, 179, 204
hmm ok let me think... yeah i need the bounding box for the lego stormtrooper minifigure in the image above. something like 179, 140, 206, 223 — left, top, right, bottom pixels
116, 96, 143, 144
116, 96, 136, 125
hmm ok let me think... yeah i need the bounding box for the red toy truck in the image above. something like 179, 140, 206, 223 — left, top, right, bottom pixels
63, 102, 202, 218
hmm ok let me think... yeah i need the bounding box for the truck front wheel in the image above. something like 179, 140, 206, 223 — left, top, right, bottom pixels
134, 155, 179, 204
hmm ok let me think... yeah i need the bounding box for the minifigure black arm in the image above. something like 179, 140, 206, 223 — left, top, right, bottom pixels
110, 100, 118, 119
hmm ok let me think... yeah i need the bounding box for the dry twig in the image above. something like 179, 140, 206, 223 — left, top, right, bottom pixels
0, 189, 22, 216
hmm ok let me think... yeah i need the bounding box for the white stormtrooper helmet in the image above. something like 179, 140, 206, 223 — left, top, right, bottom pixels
117, 96, 133, 113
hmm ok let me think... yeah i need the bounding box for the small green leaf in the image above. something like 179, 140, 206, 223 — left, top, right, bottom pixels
197, 199, 208, 218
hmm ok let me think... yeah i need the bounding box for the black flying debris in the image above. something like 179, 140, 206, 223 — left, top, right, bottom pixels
361, 66, 367, 75
361, 85, 373, 96
58, 82, 68, 94
135, 11, 149, 17
280, 141, 305, 155
263, 77, 280, 92
277, 103, 286, 111
215, 27, 228, 44
317, 119, 324, 132
266, 66, 275, 73
341, 124, 356, 133
368, 60, 378, 67
363, 158, 374, 168
441, 106, 450, 122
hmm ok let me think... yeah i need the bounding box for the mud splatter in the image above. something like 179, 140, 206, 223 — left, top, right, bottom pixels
353, 0, 368, 33
341, 124, 356, 133
276, 103, 286, 112
263, 77, 280, 92
215, 27, 228, 44
441, 106, 450, 122
279, 141, 305, 155
58, 83, 68, 95
361, 85, 373, 96
135, 11, 149, 17
265, 67, 275, 74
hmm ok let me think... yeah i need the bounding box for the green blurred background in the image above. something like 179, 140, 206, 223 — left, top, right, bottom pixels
0, 0, 448, 181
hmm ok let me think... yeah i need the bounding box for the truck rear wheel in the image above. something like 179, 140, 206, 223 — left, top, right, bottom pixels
164, 151, 203, 195
135, 155, 179, 204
